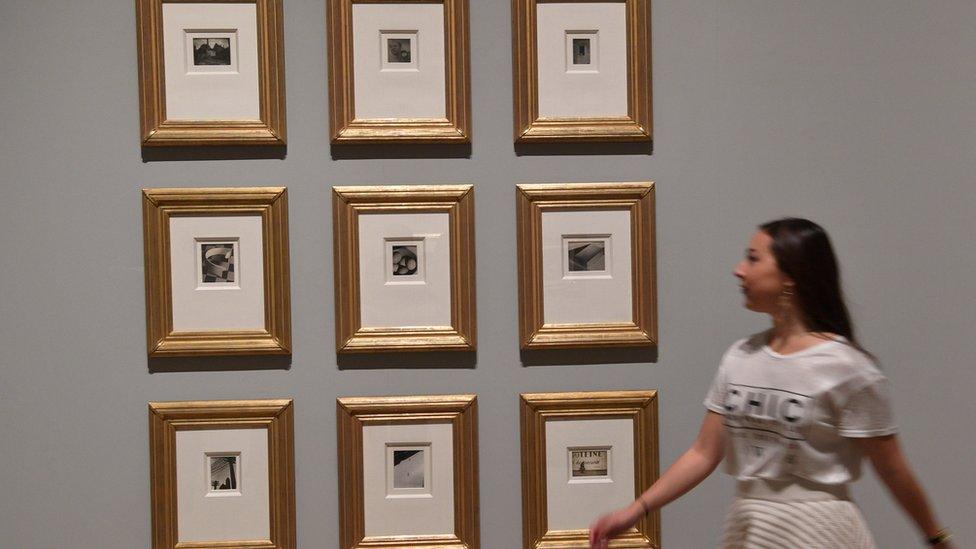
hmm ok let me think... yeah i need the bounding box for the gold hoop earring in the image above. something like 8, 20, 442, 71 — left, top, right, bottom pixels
777, 285, 795, 314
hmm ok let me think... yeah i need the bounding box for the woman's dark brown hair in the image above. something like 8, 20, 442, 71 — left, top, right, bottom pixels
760, 217, 871, 355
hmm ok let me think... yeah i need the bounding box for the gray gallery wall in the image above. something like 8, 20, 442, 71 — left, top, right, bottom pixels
1, 1, 974, 547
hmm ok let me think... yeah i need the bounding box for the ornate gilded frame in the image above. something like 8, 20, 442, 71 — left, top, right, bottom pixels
142, 187, 291, 357
520, 391, 659, 549
148, 399, 296, 549
516, 182, 656, 349
136, 0, 287, 146
511, 0, 651, 143
336, 394, 479, 549
332, 185, 476, 353
327, 0, 472, 143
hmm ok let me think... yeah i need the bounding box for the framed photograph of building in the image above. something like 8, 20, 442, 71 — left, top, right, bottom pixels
327, 0, 471, 143
332, 185, 476, 353
516, 182, 656, 349
512, 0, 651, 143
148, 399, 296, 549
142, 187, 291, 357
136, 0, 286, 146
336, 394, 479, 549
520, 391, 659, 549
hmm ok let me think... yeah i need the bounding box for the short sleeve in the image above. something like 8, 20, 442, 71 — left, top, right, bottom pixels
838, 376, 898, 437
703, 364, 728, 415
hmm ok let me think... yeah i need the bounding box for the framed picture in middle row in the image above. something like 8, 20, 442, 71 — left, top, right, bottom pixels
332, 185, 476, 353
327, 0, 472, 143
516, 182, 657, 349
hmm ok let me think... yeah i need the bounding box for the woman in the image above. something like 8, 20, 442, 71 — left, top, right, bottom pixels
589, 218, 952, 548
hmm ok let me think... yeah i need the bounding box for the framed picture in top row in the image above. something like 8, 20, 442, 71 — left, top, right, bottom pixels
327, 0, 472, 143
142, 187, 291, 357
512, 0, 652, 143
136, 0, 287, 146
332, 185, 476, 353
520, 390, 660, 549
516, 182, 657, 349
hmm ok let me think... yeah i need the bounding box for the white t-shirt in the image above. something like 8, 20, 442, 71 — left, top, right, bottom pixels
704, 332, 898, 485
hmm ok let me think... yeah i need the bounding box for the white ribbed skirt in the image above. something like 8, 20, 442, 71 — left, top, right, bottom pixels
721, 481, 876, 549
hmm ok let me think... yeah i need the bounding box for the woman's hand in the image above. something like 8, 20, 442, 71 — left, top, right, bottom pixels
588, 412, 726, 548
588, 503, 642, 549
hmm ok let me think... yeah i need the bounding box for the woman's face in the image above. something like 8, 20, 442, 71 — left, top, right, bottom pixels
734, 231, 791, 313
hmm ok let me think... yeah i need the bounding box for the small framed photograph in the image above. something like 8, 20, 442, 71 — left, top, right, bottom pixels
148, 399, 296, 549
332, 185, 476, 353
142, 187, 291, 357
516, 182, 656, 349
520, 391, 659, 549
512, 0, 651, 143
336, 394, 479, 549
136, 0, 286, 146
327, 0, 471, 143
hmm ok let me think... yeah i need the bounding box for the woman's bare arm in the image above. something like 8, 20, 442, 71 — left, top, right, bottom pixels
854, 435, 953, 547
589, 411, 726, 549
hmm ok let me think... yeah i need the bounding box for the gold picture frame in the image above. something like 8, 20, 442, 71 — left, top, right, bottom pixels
332, 185, 476, 353
136, 0, 286, 146
516, 182, 656, 349
327, 0, 472, 143
142, 187, 291, 357
148, 399, 296, 549
512, 0, 652, 143
520, 391, 659, 549
336, 394, 479, 549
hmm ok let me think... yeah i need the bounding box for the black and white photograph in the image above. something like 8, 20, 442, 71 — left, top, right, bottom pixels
570, 449, 609, 477
392, 449, 425, 489
567, 240, 606, 272
572, 38, 591, 65
387, 38, 412, 63
391, 244, 419, 276
200, 242, 236, 283
192, 37, 232, 66
209, 455, 239, 491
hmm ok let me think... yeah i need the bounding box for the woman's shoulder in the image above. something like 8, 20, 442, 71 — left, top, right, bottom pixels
812, 336, 886, 383
723, 331, 768, 358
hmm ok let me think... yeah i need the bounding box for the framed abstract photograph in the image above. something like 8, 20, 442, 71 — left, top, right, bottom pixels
336, 394, 479, 549
512, 0, 651, 143
516, 182, 656, 349
136, 0, 286, 146
332, 185, 476, 353
327, 0, 471, 143
148, 399, 296, 549
142, 187, 291, 357
520, 391, 659, 549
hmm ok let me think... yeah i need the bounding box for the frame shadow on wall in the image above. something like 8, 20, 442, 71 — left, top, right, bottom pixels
149, 354, 292, 373
142, 145, 287, 162
330, 142, 472, 160
337, 350, 477, 370
520, 346, 656, 367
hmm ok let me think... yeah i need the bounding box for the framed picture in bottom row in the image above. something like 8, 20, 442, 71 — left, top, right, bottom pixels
336, 394, 479, 549
148, 399, 296, 549
520, 390, 659, 549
